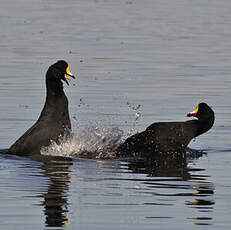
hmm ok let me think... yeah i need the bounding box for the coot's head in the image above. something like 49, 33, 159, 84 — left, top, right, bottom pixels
187, 102, 214, 120
49, 60, 75, 85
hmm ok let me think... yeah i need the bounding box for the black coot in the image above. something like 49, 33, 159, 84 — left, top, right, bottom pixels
116, 103, 215, 157
7, 60, 75, 155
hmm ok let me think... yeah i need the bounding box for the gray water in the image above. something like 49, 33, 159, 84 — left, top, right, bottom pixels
1, 0, 231, 229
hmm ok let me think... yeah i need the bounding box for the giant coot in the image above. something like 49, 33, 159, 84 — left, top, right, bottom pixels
116, 103, 215, 157
7, 60, 75, 155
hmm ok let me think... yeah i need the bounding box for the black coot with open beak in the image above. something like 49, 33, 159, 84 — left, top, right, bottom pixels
8, 60, 76, 156
116, 102, 215, 157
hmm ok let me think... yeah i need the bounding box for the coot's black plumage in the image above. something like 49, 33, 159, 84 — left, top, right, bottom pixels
7, 60, 75, 155
116, 103, 215, 157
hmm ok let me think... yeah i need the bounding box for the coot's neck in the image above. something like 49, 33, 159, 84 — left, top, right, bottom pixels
38, 76, 68, 120
46, 75, 64, 97
196, 114, 215, 137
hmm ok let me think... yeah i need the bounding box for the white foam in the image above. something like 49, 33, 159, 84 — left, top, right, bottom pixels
40, 126, 123, 159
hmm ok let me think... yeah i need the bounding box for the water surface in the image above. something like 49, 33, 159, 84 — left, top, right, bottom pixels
0, 0, 231, 229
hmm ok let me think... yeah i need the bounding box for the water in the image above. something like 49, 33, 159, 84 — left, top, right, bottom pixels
1, 0, 231, 229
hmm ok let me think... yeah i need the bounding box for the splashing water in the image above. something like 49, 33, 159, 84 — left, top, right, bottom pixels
40, 127, 123, 159
41, 101, 143, 159
125, 101, 142, 137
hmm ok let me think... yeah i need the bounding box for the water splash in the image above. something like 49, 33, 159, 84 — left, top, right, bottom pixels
126, 101, 142, 137
40, 127, 123, 159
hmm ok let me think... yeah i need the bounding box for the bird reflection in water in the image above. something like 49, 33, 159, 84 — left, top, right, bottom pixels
125, 149, 197, 178
124, 149, 215, 225
37, 156, 72, 227
30, 147, 215, 227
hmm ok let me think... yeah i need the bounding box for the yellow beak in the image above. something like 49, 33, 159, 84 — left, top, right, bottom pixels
65, 65, 75, 78
187, 105, 199, 117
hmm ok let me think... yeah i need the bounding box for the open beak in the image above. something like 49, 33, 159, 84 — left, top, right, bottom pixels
187, 105, 199, 117
64, 65, 76, 85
